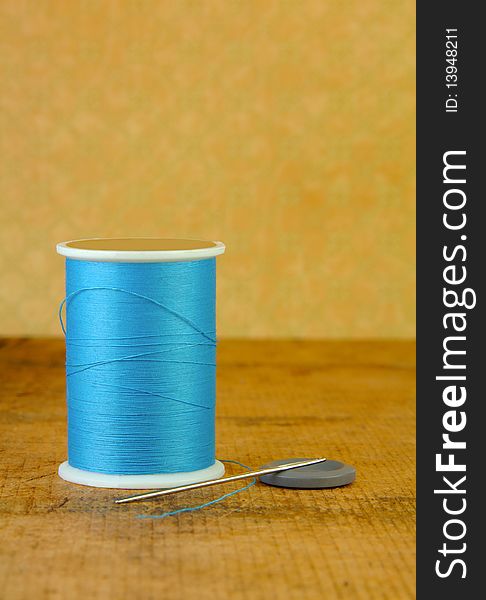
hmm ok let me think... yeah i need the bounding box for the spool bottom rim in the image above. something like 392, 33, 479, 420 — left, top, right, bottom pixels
58, 460, 225, 489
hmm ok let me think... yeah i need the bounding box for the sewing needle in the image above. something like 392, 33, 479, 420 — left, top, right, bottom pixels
114, 457, 327, 505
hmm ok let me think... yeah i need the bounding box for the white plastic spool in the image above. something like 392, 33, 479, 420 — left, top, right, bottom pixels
56, 238, 226, 489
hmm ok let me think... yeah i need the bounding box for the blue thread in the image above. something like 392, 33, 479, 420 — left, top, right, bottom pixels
137, 460, 256, 520
61, 259, 217, 475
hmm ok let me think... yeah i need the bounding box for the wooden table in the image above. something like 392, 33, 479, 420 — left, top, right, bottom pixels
0, 339, 415, 600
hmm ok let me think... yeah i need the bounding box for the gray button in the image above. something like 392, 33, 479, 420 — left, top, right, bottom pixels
259, 458, 356, 489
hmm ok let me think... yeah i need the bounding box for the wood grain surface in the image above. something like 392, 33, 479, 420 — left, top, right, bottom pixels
0, 339, 416, 600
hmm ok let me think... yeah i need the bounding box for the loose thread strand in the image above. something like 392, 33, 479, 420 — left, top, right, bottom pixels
136, 460, 256, 520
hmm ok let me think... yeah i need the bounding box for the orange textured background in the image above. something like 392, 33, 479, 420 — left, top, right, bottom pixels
0, 0, 415, 338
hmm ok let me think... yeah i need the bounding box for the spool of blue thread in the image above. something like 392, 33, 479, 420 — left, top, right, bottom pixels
56, 238, 226, 489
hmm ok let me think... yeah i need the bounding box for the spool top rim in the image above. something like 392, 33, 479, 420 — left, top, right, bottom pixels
56, 238, 225, 262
